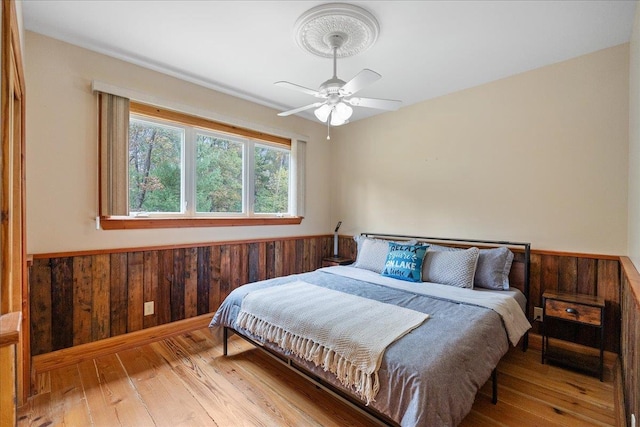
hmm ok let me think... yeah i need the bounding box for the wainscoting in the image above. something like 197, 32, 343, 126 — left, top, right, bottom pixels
30, 235, 623, 356
529, 252, 621, 354
30, 236, 333, 356
620, 257, 640, 425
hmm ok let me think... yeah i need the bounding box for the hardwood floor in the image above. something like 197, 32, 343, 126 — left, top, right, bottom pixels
18, 329, 616, 426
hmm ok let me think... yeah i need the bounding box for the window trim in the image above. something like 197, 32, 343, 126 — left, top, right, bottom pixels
130, 102, 291, 147
99, 99, 303, 230
99, 216, 303, 230
128, 114, 187, 215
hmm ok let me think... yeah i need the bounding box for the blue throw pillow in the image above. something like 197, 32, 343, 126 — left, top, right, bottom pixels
381, 243, 429, 282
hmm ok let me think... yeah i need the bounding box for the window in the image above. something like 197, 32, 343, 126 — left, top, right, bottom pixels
252, 143, 290, 214
194, 133, 243, 214
129, 116, 183, 214
98, 93, 304, 229
194, 134, 291, 215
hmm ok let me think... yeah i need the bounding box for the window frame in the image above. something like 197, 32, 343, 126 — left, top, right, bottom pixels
251, 141, 294, 217
99, 101, 302, 230
128, 114, 186, 216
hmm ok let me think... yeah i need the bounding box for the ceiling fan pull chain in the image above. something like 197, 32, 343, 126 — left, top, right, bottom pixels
327, 113, 331, 140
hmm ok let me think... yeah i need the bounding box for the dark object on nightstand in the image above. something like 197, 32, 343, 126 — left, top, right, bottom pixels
541, 291, 605, 381
322, 256, 353, 268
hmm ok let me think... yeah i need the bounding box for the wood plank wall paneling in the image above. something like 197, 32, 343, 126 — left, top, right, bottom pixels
127, 252, 144, 333
72, 256, 91, 346
30, 235, 623, 357
50, 258, 73, 351
196, 247, 210, 317
340, 236, 357, 261
110, 253, 127, 337
157, 250, 173, 326
30, 259, 51, 356
171, 248, 185, 323
93, 255, 111, 342
529, 253, 621, 353
30, 236, 332, 356
143, 251, 159, 329
620, 257, 640, 426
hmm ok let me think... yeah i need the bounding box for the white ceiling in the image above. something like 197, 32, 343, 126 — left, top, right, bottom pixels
21, 1, 637, 123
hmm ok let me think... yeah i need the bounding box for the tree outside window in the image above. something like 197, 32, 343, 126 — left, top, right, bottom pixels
128, 115, 291, 217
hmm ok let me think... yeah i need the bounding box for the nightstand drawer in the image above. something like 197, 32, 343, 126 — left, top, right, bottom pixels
544, 299, 601, 326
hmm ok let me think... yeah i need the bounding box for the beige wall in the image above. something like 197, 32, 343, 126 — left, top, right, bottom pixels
332, 44, 629, 254
629, 3, 640, 268
25, 31, 631, 256
25, 31, 331, 254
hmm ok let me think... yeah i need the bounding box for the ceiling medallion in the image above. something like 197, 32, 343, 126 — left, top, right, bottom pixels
294, 3, 380, 58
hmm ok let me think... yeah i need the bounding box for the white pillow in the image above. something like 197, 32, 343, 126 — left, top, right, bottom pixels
353, 236, 417, 273
422, 247, 480, 288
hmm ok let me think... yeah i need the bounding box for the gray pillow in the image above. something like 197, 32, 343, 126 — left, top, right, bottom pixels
422, 247, 480, 289
353, 236, 417, 273
427, 244, 514, 290
474, 247, 514, 290
426, 243, 459, 252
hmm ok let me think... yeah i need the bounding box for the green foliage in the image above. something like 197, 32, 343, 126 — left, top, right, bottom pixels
254, 144, 289, 214
128, 119, 182, 213
196, 135, 243, 213
128, 118, 290, 215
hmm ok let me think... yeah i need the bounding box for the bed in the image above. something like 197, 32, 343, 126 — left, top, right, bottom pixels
209, 233, 532, 426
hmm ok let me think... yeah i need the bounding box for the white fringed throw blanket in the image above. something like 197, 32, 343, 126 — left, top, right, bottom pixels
235, 281, 430, 404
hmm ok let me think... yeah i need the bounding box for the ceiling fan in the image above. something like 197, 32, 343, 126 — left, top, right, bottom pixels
275, 33, 402, 130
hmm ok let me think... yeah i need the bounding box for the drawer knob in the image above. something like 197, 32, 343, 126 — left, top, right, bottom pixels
565, 308, 578, 315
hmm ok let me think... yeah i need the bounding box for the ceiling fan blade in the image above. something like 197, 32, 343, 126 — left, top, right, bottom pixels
278, 102, 324, 117
339, 69, 381, 96
275, 81, 321, 97
347, 97, 402, 111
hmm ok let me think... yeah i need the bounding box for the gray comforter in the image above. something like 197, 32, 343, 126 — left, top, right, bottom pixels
209, 269, 510, 427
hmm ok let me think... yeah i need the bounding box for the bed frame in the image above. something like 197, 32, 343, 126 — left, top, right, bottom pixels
222, 233, 531, 426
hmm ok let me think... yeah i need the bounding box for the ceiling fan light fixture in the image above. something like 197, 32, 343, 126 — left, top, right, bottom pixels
334, 101, 353, 121
330, 113, 348, 127
314, 104, 333, 122
276, 3, 401, 132
314, 101, 352, 126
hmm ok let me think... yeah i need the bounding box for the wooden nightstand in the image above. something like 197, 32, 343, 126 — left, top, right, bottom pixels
321, 256, 354, 267
541, 291, 605, 381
